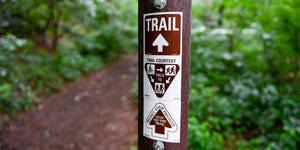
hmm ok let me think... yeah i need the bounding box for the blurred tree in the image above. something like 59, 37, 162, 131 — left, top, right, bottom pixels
0, 0, 88, 51
0, 0, 138, 113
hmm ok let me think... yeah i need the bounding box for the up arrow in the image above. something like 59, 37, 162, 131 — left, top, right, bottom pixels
149, 109, 172, 135
152, 33, 169, 52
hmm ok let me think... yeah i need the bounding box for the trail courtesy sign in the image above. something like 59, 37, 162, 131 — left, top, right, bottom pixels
143, 12, 182, 143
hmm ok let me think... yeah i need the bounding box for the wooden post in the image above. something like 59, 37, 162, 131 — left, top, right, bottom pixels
138, 0, 191, 149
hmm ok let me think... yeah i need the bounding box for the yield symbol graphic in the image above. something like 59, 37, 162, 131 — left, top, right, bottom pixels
146, 103, 177, 138
145, 63, 179, 98
152, 34, 169, 52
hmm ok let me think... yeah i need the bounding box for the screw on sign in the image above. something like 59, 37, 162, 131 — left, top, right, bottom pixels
138, 0, 191, 149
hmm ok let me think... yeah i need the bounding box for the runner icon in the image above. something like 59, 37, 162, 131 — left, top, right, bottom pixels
165, 65, 176, 76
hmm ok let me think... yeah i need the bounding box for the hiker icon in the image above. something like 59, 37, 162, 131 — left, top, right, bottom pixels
155, 83, 165, 94
165, 65, 176, 76
147, 64, 155, 75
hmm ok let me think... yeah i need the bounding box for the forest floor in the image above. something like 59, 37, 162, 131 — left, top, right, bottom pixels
0, 56, 138, 150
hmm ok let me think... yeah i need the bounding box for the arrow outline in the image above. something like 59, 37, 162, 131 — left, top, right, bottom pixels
145, 103, 178, 139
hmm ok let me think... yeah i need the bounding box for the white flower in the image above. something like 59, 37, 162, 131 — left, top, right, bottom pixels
222, 53, 232, 60
192, 26, 206, 34
209, 28, 232, 35
263, 33, 272, 40
242, 28, 256, 35
15, 39, 26, 46
80, 0, 97, 17
0, 70, 7, 77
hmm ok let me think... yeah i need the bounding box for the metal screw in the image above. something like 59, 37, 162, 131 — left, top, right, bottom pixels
153, 141, 164, 150
153, 0, 167, 10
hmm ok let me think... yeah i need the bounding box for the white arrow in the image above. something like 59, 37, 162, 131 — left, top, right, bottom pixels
152, 33, 169, 52
166, 77, 171, 84
156, 68, 163, 72
150, 76, 154, 82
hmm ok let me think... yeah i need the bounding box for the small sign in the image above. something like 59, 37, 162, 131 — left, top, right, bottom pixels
145, 63, 179, 98
143, 12, 183, 143
144, 99, 181, 142
144, 13, 182, 55
146, 103, 177, 137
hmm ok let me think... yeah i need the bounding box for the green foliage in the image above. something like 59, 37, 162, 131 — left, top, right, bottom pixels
189, 0, 300, 149
2, 0, 299, 148
0, 35, 38, 114
0, 0, 138, 114
70, 0, 138, 62
189, 117, 224, 150
0, 83, 37, 114
0, 34, 105, 113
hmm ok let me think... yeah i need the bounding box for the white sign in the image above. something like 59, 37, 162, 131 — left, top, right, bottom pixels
143, 12, 183, 143
143, 98, 181, 143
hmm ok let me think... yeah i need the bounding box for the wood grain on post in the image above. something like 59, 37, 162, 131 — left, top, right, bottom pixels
138, 0, 191, 149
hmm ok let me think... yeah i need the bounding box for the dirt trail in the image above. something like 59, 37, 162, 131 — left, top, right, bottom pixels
0, 56, 138, 150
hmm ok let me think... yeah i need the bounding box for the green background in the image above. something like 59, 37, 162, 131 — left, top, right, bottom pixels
1, 0, 299, 149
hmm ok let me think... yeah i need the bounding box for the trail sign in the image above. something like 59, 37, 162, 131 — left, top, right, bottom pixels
146, 103, 178, 138
144, 101, 180, 142
142, 12, 182, 144
138, 0, 191, 149
145, 63, 179, 98
144, 13, 182, 55
149, 109, 171, 135
143, 12, 182, 100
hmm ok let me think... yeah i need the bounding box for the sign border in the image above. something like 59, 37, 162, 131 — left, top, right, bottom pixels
143, 12, 183, 56
143, 12, 183, 99
142, 12, 183, 143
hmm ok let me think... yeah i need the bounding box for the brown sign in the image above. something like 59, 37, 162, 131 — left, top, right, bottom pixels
149, 109, 171, 134
145, 63, 179, 98
146, 103, 178, 138
144, 13, 182, 55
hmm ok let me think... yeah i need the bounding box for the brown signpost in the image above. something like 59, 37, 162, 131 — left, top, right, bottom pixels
138, 0, 191, 149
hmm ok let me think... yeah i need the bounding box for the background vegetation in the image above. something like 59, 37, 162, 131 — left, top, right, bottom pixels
1, 0, 299, 149
188, 0, 299, 149
0, 0, 137, 114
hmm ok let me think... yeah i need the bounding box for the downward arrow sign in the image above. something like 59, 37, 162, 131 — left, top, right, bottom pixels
152, 33, 169, 52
